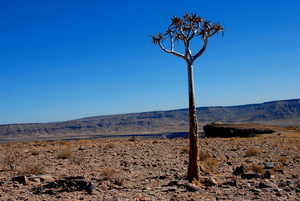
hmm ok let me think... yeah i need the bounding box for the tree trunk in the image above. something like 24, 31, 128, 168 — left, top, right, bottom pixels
186, 62, 200, 182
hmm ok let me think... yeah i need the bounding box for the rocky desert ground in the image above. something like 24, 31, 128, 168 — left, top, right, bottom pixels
0, 129, 300, 200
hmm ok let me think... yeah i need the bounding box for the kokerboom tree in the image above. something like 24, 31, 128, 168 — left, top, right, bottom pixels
149, 12, 225, 182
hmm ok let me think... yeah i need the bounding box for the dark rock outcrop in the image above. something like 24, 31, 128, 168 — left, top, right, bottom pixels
203, 122, 275, 138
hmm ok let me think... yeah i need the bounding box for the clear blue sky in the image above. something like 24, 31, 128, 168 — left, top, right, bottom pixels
1, 0, 299, 124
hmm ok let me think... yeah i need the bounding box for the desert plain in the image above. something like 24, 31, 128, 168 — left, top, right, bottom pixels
0, 126, 300, 201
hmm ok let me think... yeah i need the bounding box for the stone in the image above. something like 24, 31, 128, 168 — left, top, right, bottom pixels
12, 176, 28, 184
263, 171, 271, 179
177, 180, 189, 186
203, 177, 217, 186
250, 189, 261, 193
128, 136, 139, 142
278, 180, 287, 187
203, 122, 275, 138
264, 162, 274, 169
233, 165, 245, 176
222, 179, 237, 187
185, 183, 201, 192
241, 173, 258, 179
259, 182, 272, 189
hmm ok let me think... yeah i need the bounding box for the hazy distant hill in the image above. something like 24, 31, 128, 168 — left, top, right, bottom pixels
1, 99, 299, 142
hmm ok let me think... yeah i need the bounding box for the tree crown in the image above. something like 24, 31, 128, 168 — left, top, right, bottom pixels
150, 12, 225, 63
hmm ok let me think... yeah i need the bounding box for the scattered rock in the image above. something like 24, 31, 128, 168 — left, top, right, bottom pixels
278, 180, 287, 187
12, 176, 28, 184
263, 171, 271, 179
177, 180, 189, 186
222, 179, 237, 187
34, 176, 94, 194
185, 183, 201, 192
203, 177, 217, 186
264, 162, 274, 169
128, 136, 139, 142
259, 181, 272, 188
241, 173, 258, 179
1, 134, 300, 200
233, 165, 245, 176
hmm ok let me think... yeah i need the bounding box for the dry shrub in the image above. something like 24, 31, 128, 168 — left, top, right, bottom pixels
181, 146, 189, 154
34, 140, 43, 144
101, 167, 125, 185
279, 156, 287, 162
114, 174, 125, 186
102, 167, 117, 180
31, 150, 40, 156
199, 152, 217, 173
3, 148, 20, 171
202, 158, 218, 173
103, 143, 116, 150
49, 141, 57, 145
199, 152, 211, 161
77, 139, 89, 143
273, 165, 285, 172
245, 164, 265, 174
58, 141, 68, 145
6, 142, 12, 146
71, 155, 85, 165
18, 162, 45, 175
244, 148, 260, 157
57, 145, 73, 159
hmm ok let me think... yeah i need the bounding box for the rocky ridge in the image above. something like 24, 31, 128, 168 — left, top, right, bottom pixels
1, 99, 300, 143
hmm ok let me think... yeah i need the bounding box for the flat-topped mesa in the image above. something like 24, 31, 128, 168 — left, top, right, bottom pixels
203, 122, 275, 138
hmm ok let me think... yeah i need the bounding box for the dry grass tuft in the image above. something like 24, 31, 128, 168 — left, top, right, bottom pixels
34, 140, 43, 144
245, 164, 265, 174
181, 146, 189, 154
244, 148, 260, 157
31, 150, 40, 156
199, 152, 212, 161
70, 155, 85, 165
103, 143, 116, 150
273, 165, 285, 172
279, 156, 287, 162
199, 152, 217, 173
18, 162, 45, 175
58, 141, 69, 145
202, 158, 218, 173
3, 148, 20, 171
76, 139, 89, 143
57, 145, 73, 159
101, 167, 125, 185
102, 167, 117, 180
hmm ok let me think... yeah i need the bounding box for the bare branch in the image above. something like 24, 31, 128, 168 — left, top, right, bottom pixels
157, 41, 186, 61
193, 36, 208, 61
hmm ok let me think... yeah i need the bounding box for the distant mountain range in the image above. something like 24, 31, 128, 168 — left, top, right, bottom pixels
1, 99, 299, 143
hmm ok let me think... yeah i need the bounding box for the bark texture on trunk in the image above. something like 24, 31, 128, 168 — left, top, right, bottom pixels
186, 62, 200, 182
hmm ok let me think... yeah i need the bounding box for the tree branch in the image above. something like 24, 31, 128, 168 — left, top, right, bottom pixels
193, 36, 208, 61
158, 41, 187, 62
170, 32, 174, 51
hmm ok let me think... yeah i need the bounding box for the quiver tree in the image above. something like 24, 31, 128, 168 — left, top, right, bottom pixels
150, 12, 225, 182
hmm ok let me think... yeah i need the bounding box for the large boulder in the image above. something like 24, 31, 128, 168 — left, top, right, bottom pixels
203, 122, 275, 138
